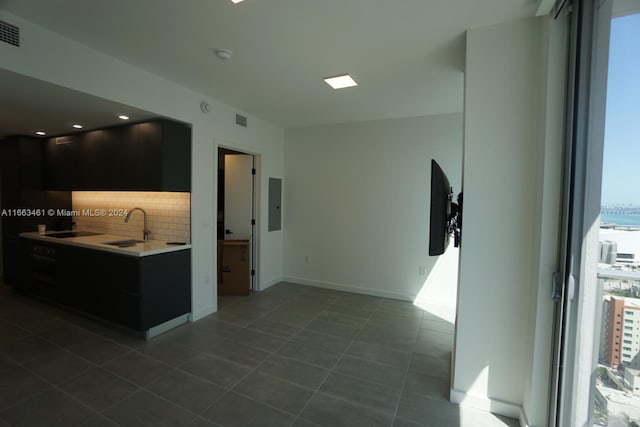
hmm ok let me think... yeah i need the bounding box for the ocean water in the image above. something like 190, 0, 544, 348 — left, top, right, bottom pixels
600, 212, 640, 226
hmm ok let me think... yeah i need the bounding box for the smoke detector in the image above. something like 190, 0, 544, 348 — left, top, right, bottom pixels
215, 48, 232, 60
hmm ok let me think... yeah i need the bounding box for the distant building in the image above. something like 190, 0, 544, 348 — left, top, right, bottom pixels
603, 297, 640, 369
624, 368, 640, 397
600, 240, 618, 265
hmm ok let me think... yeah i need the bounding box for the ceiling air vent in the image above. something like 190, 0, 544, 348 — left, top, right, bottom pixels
0, 20, 20, 47
235, 114, 247, 128
55, 136, 77, 145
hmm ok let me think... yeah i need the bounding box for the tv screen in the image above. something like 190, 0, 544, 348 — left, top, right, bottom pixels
429, 159, 451, 256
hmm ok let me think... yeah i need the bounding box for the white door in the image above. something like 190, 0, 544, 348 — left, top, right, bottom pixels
224, 154, 253, 240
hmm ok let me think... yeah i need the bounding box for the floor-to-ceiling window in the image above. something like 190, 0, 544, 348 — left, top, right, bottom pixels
554, 1, 640, 425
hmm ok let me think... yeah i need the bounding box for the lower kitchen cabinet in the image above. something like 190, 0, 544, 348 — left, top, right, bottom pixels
18, 239, 191, 332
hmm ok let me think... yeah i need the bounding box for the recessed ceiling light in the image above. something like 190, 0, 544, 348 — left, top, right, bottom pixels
118, 115, 130, 120
72, 124, 83, 129
230, 0, 244, 3
323, 74, 358, 90
35, 131, 46, 136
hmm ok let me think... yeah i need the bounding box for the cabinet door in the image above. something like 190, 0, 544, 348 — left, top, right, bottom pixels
136, 122, 163, 190
43, 136, 80, 190
103, 125, 138, 189
77, 130, 104, 190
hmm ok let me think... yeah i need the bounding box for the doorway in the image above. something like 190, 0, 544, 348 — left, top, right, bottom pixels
217, 147, 257, 295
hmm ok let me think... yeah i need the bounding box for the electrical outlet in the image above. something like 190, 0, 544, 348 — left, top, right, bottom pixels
304, 256, 310, 264
418, 266, 426, 276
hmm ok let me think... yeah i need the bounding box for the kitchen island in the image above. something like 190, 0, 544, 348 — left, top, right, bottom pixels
18, 231, 191, 338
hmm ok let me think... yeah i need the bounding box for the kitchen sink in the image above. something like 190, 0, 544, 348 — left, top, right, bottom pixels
103, 239, 145, 247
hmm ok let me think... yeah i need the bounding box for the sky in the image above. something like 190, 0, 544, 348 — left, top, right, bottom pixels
601, 12, 640, 206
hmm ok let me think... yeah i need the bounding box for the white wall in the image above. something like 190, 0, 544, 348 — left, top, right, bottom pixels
453, 16, 547, 419
0, 10, 284, 318
283, 114, 462, 300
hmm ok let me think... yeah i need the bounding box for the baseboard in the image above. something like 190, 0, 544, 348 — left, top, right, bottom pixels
450, 388, 522, 421
519, 408, 531, 427
190, 304, 216, 322
282, 276, 415, 301
258, 277, 282, 291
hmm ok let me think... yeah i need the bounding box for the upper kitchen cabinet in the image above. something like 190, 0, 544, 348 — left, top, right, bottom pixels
42, 119, 191, 191
136, 120, 191, 191
43, 135, 81, 190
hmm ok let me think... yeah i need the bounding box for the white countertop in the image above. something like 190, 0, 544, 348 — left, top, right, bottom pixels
20, 231, 191, 257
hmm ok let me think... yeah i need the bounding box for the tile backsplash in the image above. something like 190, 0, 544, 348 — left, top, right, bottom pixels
72, 192, 191, 243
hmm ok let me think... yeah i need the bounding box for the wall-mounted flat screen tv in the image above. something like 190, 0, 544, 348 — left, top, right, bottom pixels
428, 159, 462, 256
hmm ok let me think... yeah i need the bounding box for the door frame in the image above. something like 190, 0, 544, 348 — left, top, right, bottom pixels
216, 144, 260, 293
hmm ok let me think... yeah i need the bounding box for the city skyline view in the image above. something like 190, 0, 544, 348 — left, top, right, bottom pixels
601, 12, 640, 206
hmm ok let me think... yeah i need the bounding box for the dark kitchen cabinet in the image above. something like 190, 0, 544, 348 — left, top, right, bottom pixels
136, 120, 191, 191
1, 136, 71, 285
43, 135, 81, 190
18, 238, 191, 332
42, 119, 191, 192
102, 124, 138, 189
77, 130, 105, 190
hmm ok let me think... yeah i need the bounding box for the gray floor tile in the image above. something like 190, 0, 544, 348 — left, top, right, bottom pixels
0, 321, 32, 340
37, 323, 96, 347
0, 389, 94, 427
258, 355, 329, 389
146, 369, 226, 414
393, 417, 425, 427
403, 371, 450, 400
277, 341, 341, 369
202, 392, 295, 427
212, 310, 260, 327
104, 390, 196, 427
319, 372, 400, 415
186, 417, 220, 427
325, 303, 376, 319
0, 365, 51, 411
59, 367, 139, 411
103, 351, 172, 386
0, 335, 60, 364
419, 319, 455, 335
228, 328, 288, 353
300, 392, 393, 427
24, 349, 94, 384
233, 371, 314, 415
77, 413, 121, 427
334, 356, 406, 390
396, 392, 460, 426
137, 338, 203, 366
66, 336, 130, 364
246, 319, 303, 339
416, 329, 454, 347
291, 419, 323, 427
200, 337, 270, 368
409, 353, 451, 380
179, 353, 251, 388
262, 309, 316, 327
346, 340, 412, 368
305, 319, 361, 338
190, 317, 245, 338
293, 329, 351, 354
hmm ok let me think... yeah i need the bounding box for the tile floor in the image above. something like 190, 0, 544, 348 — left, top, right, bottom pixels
0, 282, 518, 427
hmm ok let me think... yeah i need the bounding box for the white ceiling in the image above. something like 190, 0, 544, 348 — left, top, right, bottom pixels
0, 0, 539, 136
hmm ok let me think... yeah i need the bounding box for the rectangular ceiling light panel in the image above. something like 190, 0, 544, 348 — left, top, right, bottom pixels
324, 74, 358, 89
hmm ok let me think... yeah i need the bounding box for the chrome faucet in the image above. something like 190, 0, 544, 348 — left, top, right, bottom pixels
124, 207, 150, 240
